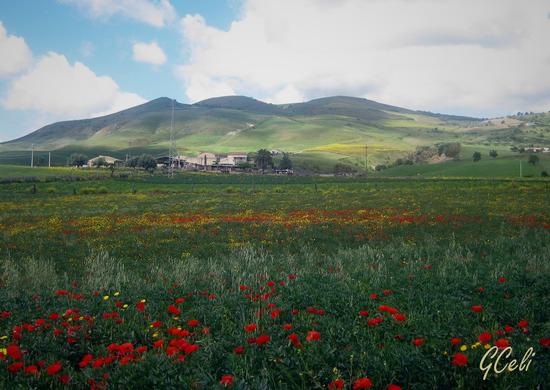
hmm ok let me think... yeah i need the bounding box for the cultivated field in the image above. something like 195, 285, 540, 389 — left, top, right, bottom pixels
0, 173, 549, 389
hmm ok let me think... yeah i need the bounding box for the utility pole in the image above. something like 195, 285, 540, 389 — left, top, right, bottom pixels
48, 152, 51, 167
31, 144, 34, 168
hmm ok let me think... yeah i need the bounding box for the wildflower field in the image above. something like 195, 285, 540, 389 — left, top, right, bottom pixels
0, 173, 549, 389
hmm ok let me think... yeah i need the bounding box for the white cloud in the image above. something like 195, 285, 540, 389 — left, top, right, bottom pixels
0, 21, 33, 77
60, 0, 176, 28
3, 52, 145, 118
177, 0, 550, 116
132, 41, 167, 65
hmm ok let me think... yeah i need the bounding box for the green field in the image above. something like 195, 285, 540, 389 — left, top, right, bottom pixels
0, 173, 549, 388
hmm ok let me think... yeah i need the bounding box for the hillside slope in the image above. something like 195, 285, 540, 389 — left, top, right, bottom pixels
2, 95, 547, 172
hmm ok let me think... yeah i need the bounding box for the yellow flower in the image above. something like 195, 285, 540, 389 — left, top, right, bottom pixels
0, 348, 6, 356
103, 295, 109, 301
114, 292, 120, 297
443, 351, 448, 356
460, 345, 468, 351
0, 336, 7, 341
123, 304, 128, 309
152, 332, 159, 338
484, 344, 491, 349
140, 299, 146, 303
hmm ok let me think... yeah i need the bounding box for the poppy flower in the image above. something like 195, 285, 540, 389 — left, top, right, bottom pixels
478, 332, 492, 343
6, 345, 22, 360
135, 301, 145, 312
79, 354, 93, 368
187, 319, 199, 327
58, 375, 71, 384
383, 289, 393, 295
270, 310, 281, 319
518, 319, 529, 328
452, 353, 468, 366
24, 365, 39, 375
244, 323, 257, 333
451, 337, 462, 345
412, 338, 425, 347
288, 333, 302, 347
306, 330, 321, 341
7, 362, 24, 373
353, 377, 373, 389
233, 345, 244, 354
47, 362, 62, 375
370, 293, 378, 300
367, 317, 384, 326
153, 340, 164, 349
239, 285, 248, 291
540, 337, 550, 347
220, 375, 234, 386
283, 323, 293, 330
393, 314, 406, 322
388, 385, 402, 390
504, 325, 514, 333
328, 378, 345, 389
175, 297, 185, 304
167, 305, 181, 316
256, 334, 270, 345
471, 305, 483, 312
359, 310, 369, 317
495, 338, 510, 349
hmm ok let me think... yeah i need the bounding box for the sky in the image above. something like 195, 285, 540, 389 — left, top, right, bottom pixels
1, 0, 550, 141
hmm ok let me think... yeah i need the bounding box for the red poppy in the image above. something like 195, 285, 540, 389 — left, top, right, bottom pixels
504, 325, 514, 333
47, 362, 62, 375
175, 297, 185, 304
79, 354, 93, 368
518, 319, 529, 328
452, 353, 468, 366
220, 375, 234, 386
167, 305, 181, 316
367, 317, 384, 326
256, 334, 270, 345
135, 301, 145, 312
478, 332, 492, 343
233, 345, 244, 354
59, 374, 71, 384
359, 310, 369, 317
412, 338, 425, 347
244, 323, 257, 333
498, 277, 506, 283
393, 314, 406, 322
270, 310, 281, 319
328, 378, 345, 389
353, 377, 373, 389
306, 330, 321, 341
471, 305, 483, 312
24, 365, 39, 375
540, 337, 550, 347
6, 345, 22, 360
451, 337, 462, 345
370, 293, 378, 300
283, 323, 293, 330
187, 319, 199, 327
495, 338, 510, 349
387, 385, 402, 390
7, 362, 24, 373
239, 285, 248, 291
153, 340, 164, 349
288, 333, 302, 347
383, 289, 393, 295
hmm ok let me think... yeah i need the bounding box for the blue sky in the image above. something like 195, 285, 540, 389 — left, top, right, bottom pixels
1, 0, 549, 141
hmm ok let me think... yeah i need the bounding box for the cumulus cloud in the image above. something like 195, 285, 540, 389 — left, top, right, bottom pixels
177, 0, 550, 116
60, 0, 176, 28
132, 41, 167, 65
0, 21, 33, 77
3, 52, 146, 118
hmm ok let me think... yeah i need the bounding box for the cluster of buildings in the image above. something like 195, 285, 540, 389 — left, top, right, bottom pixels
159, 152, 250, 171
524, 147, 550, 153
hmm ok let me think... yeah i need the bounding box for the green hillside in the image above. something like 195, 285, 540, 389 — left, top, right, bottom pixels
1, 96, 549, 175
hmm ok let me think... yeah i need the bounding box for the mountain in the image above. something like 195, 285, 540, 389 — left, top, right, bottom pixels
3, 95, 544, 172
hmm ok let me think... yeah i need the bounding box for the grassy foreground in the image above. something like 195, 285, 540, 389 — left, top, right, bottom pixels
0, 174, 549, 389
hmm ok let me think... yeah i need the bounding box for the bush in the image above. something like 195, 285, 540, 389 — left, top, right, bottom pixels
542, 171, 549, 177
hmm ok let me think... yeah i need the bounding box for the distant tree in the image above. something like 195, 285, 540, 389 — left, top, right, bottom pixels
254, 149, 273, 172
472, 151, 481, 162
126, 156, 140, 168
510, 146, 518, 152
93, 157, 107, 167
138, 154, 157, 172
528, 154, 539, 165
278, 153, 293, 170
438, 142, 461, 158
489, 150, 498, 159
334, 163, 355, 175
67, 153, 88, 167
541, 171, 548, 177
